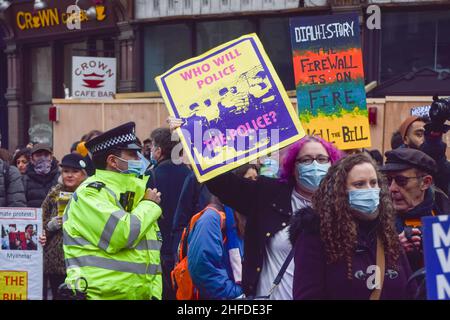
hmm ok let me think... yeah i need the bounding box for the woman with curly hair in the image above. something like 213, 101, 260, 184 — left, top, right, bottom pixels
289, 153, 415, 299
205, 135, 344, 299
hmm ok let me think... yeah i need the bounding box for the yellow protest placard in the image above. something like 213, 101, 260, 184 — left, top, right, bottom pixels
156, 34, 305, 182
0, 271, 28, 300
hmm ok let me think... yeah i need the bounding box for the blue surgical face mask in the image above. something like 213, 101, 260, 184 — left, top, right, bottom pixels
297, 161, 331, 191
348, 188, 380, 214
138, 152, 151, 175
116, 152, 149, 177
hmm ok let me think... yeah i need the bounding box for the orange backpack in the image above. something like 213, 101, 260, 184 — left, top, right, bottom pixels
171, 206, 226, 300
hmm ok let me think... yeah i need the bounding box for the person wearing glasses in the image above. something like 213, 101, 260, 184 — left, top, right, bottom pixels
380, 148, 445, 272
205, 135, 344, 299
396, 115, 449, 214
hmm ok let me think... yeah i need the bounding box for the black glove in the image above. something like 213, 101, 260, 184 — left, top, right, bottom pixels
424, 122, 450, 135
56, 281, 88, 300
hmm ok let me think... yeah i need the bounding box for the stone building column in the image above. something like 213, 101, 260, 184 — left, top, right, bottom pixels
4, 42, 25, 150
117, 21, 140, 93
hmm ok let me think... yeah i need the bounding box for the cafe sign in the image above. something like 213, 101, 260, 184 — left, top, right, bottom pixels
9, 0, 115, 39
72, 56, 116, 99
16, 6, 105, 31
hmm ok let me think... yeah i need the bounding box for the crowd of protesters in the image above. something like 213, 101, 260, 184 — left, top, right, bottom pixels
0, 108, 448, 301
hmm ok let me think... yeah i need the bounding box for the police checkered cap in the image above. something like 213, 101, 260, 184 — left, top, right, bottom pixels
85, 122, 141, 155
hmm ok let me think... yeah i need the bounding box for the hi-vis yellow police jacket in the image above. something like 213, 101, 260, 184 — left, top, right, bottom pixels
62, 169, 162, 300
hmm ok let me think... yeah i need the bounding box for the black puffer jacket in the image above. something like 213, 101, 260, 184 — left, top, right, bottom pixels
23, 160, 60, 208
0, 159, 26, 207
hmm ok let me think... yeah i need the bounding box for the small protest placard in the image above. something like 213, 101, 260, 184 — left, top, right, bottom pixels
58, 192, 73, 217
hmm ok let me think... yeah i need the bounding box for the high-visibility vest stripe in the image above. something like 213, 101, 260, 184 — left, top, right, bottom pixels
102, 185, 145, 249
64, 230, 161, 251
65, 186, 155, 252
63, 230, 92, 247
126, 214, 141, 248
135, 239, 162, 251
98, 210, 127, 251
65, 256, 162, 275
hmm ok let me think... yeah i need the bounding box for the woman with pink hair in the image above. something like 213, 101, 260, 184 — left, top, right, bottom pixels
205, 135, 344, 300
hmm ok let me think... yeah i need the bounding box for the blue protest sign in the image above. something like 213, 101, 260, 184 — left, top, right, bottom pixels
422, 215, 450, 300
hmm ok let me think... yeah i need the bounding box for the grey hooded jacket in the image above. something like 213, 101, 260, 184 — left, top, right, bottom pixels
0, 159, 27, 207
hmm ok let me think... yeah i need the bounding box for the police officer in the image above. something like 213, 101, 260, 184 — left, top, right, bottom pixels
62, 122, 163, 300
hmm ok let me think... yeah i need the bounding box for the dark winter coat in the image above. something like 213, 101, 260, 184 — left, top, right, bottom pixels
171, 171, 212, 255
206, 172, 294, 296
420, 132, 450, 213
146, 159, 191, 256
0, 159, 26, 207
289, 207, 416, 300
23, 160, 60, 208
